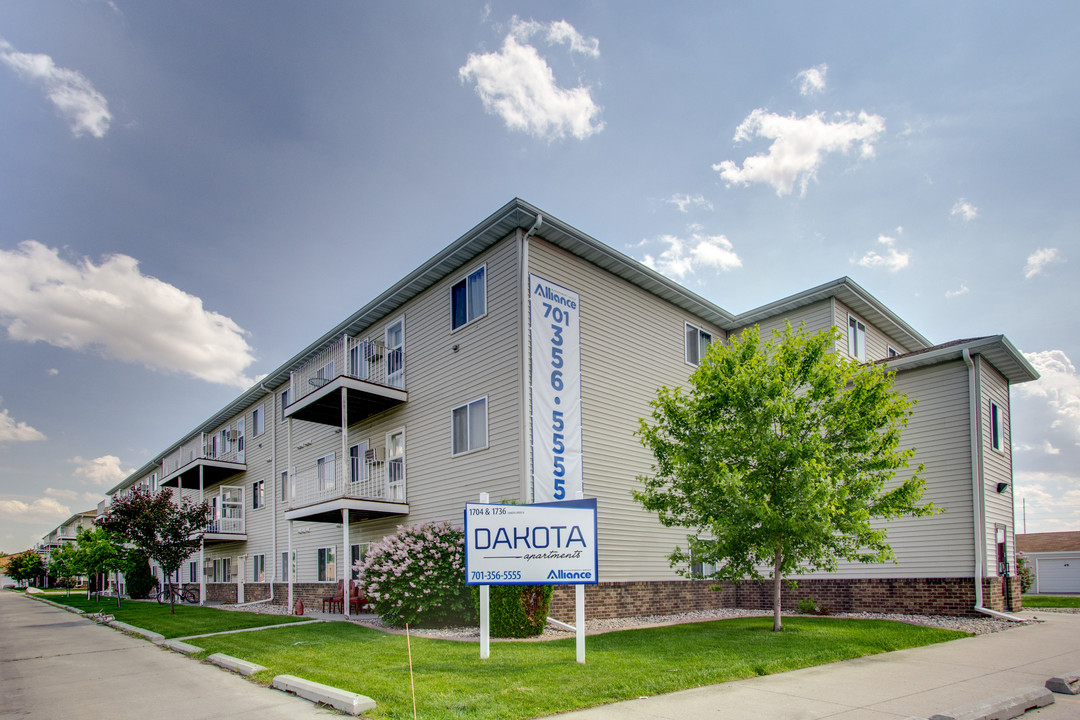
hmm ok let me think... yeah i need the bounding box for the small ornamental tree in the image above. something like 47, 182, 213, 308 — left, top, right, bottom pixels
98, 486, 210, 614
635, 324, 938, 631
8, 550, 45, 587
355, 521, 474, 627
73, 526, 127, 607
48, 543, 81, 596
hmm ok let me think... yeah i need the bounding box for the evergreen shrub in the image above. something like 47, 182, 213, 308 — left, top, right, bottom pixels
124, 549, 158, 599
356, 521, 474, 627
478, 584, 553, 637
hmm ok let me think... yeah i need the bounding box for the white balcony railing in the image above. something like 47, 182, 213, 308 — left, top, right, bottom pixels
207, 516, 245, 534
287, 457, 405, 511
205, 485, 245, 535
289, 335, 404, 406
162, 430, 243, 476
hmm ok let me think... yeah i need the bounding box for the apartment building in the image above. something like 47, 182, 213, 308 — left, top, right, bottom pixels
36, 509, 97, 587
104, 198, 1037, 618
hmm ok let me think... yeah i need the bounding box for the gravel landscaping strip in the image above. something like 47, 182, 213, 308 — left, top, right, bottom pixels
208, 601, 1037, 639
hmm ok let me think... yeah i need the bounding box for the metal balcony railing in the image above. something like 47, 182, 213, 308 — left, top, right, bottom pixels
289, 335, 404, 406
287, 456, 405, 511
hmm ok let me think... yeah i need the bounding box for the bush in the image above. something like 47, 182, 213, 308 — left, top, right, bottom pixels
478, 584, 553, 638
124, 549, 158, 599
357, 521, 474, 627
1017, 555, 1034, 594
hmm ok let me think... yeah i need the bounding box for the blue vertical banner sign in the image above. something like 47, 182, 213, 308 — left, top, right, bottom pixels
530, 274, 583, 503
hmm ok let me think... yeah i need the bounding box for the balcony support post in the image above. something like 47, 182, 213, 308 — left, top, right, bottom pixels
341, 386, 350, 619
287, 521, 294, 612
199, 466, 206, 605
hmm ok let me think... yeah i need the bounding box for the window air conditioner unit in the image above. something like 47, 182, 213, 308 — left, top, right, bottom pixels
368, 447, 384, 462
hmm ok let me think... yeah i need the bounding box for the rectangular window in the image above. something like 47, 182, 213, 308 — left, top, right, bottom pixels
188, 561, 197, 584
281, 470, 291, 502
990, 401, 1003, 452
281, 551, 290, 582
351, 543, 369, 581
317, 453, 336, 492
252, 554, 265, 583
350, 442, 369, 483
887, 346, 899, 358
685, 323, 712, 366
387, 429, 405, 502
150, 473, 158, 493
281, 388, 291, 420
318, 547, 336, 582
451, 266, 487, 330
451, 397, 488, 455
213, 557, 231, 583
252, 479, 265, 509
690, 541, 717, 578
848, 316, 866, 362
386, 318, 404, 388
252, 405, 264, 436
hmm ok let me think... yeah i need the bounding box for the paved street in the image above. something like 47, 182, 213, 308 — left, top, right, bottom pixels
0, 591, 336, 720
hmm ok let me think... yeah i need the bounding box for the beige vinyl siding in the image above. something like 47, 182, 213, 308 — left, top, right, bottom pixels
978, 357, 1015, 574
528, 238, 727, 582
733, 298, 833, 342
833, 299, 910, 362
798, 360, 975, 578
278, 235, 523, 581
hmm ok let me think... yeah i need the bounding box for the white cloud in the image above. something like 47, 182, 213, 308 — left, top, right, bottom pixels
0, 241, 256, 387
796, 63, 828, 96
945, 284, 969, 299
1016, 439, 1060, 456
459, 17, 603, 141
854, 234, 909, 272
71, 455, 130, 488
950, 199, 979, 222
0, 38, 111, 138
45, 368, 59, 376
642, 231, 742, 279
44, 487, 103, 506
1014, 471, 1080, 532
0, 496, 70, 524
1019, 350, 1080, 441
0, 400, 45, 443
1024, 247, 1063, 279
666, 193, 713, 213
714, 109, 885, 196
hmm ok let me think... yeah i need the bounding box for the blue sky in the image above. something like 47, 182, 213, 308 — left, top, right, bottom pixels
1, 1, 1078, 552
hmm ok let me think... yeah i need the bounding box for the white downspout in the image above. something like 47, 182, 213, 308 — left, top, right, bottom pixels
963, 348, 1024, 621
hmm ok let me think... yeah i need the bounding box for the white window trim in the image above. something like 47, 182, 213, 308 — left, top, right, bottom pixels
451, 264, 488, 332
317, 546, 337, 583
990, 400, 1004, 453
252, 404, 265, 436
451, 396, 489, 457
848, 315, 867, 362
280, 388, 291, 421
887, 345, 899, 358
252, 554, 265, 583
252, 479, 265, 510
386, 427, 406, 500
684, 322, 712, 367
385, 315, 405, 388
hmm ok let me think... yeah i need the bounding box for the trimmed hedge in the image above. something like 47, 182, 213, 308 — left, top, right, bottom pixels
478, 584, 553, 638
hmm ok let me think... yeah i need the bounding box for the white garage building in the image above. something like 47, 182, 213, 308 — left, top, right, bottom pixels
1017, 532, 1080, 594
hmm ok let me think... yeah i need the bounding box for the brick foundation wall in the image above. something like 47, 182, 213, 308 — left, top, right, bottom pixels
203, 582, 237, 604
549, 577, 990, 621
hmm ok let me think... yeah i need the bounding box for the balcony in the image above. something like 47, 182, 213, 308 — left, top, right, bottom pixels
161, 435, 246, 490
203, 485, 246, 543
284, 336, 407, 427
285, 456, 408, 523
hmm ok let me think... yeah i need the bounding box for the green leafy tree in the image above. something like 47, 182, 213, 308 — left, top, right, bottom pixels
48, 543, 82, 596
635, 324, 937, 631
7, 550, 45, 586
97, 486, 209, 614
73, 526, 127, 607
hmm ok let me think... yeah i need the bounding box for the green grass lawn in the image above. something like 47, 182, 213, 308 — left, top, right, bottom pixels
194, 617, 968, 720
37, 594, 306, 638
1022, 594, 1080, 608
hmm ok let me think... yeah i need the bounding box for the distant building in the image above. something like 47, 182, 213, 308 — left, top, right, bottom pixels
104, 199, 1037, 617
1017, 532, 1080, 594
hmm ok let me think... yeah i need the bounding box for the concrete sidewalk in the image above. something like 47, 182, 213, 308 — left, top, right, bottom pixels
0, 590, 337, 720
550, 610, 1080, 720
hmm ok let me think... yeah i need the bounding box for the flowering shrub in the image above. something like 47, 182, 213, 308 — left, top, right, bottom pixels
356, 521, 474, 627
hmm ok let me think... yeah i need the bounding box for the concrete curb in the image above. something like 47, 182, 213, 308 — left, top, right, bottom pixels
1046, 671, 1080, 695
926, 686, 1054, 720
162, 639, 204, 655
107, 620, 166, 644
206, 653, 267, 676
272, 674, 376, 715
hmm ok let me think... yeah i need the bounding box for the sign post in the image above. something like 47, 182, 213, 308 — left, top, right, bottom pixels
465, 498, 597, 663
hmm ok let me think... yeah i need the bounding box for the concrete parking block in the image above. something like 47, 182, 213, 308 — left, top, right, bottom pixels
162, 638, 204, 655
206, 652, 268, 676
927, 686, 1055, 720
1046, 672, 1080, 695
272, 674, 376, 715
